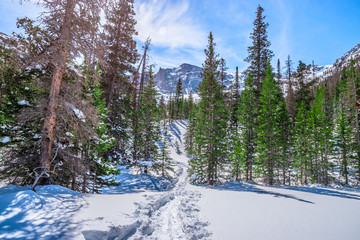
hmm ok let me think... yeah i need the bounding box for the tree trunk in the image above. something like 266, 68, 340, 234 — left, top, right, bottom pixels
40, 0, 75, 173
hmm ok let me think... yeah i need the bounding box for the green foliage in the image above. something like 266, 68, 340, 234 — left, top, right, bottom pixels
132, 66, 161, 174
158, 128, 175, 177
189, 32, 227, 185
255, 64, 287, 185
233, 74, 257, 181
244, 5, 274, 95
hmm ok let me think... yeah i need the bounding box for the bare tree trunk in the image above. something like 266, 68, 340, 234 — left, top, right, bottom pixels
139, 39, 151, 95
40, 0, 75, 173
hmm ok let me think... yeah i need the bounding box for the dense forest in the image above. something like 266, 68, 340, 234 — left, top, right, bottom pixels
1, 1, 360, 194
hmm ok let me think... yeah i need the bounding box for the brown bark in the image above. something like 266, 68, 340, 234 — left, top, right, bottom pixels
40, 0, 75, 173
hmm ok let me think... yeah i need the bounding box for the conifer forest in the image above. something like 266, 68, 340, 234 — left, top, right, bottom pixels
0, 1, 360, 239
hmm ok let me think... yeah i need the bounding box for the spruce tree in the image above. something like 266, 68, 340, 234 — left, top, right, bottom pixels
285, 55, 295, 122
175, 77, 184, 119
158, 128, 174, 177
133, 66, 161, 174
293, 101, 312, 184
102, 0, 138, 107
347, 59, 360, 182
244, 4, 274, 97
236, 74, 257, 181
185, 103, 197, 156
255, 64, 284, 185
189, 32, 227, 185
308, 86, 332, 184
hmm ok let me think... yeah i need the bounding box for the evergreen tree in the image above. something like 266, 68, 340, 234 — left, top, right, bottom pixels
37, 0, 106, 177
219, 58, 228, 87
230, 66, 241, 127
293, 61, 315, 111
236, 74, 257, 181
102, 0, 138, 107
277, 97, 291, 185
244, 5, 274, 97
189, 32, 227, 185
285, 55, 295, 122
102, 0, 138, 163
133, 66, 161, 174
347, 59, 360, 182
175, 77, 184, 119
255, 64, 284, 185
334, 96, 352, 185
276, 58, 281, 83
158, 128, 174, 177
293, 101, 312, 184
308, 86, 332, 184
185, 102, 197, 156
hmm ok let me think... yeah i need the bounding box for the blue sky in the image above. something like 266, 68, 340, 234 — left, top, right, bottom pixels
1, 0, 360, 72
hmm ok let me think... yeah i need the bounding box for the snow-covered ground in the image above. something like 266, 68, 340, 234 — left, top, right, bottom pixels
1, 120, 360, 239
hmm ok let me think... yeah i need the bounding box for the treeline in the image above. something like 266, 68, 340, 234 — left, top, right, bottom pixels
184, 5, 360, 186
0, 0, 173, 192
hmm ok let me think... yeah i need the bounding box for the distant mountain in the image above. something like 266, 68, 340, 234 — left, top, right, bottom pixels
311, 42, 360, 81
154, 63, 245, 95
154, 43, 360, 96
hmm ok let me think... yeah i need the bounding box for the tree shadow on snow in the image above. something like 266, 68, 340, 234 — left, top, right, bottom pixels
209, 182, 315, 204
168, 121, 183, 144
271, 185, 360, 201
102, 172, 176, 195
0, 185, 86, 240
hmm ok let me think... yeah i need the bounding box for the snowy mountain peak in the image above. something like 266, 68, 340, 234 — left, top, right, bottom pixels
334, 42, 360, 69
154, 63, 245, 95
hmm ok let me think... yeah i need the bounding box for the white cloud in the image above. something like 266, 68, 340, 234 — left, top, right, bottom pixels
135, 0, 207, 49
273, 0, 292, 62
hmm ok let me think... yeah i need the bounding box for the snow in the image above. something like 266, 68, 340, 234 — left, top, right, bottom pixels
65, 102, 86, 121
17, 100, 31, 106
0, 136, 10, 144
1, 120, 360, 239
196, 182, 360, 240
0, 185, 83, 240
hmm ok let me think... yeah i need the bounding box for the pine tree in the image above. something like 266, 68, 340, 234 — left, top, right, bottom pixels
293, 61, 315, 111
185, 103, 197, 156
37, 0, 105, 177
285, 55, 295, 122
189, 32, 227, 185
101, 0, 138, 163
158, 128, 174, 177
293, 101, 311, 184
244, 4, 274, 97
231, 66, 241, 127
276, 58, 281, 83
219, 58, 228, 87
255, 64, 284, 185
334, 100, 352, 185
102, 0, 138, 107
236, 74, 257, 181
308, 86, 332, 184
133, 66, 161, 174
175, 77, 184, 119
277, 97, 291, 185
347, 59, 360, 182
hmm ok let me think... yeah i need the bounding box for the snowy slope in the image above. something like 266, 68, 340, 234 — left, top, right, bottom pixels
1, 121, 360, 239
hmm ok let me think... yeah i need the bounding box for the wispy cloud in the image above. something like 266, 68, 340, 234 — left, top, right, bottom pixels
135, 0, 207, 49
273, 0, 292, 62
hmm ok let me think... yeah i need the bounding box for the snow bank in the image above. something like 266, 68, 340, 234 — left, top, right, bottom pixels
0, 185, 83, 240
194, 182, 360, 240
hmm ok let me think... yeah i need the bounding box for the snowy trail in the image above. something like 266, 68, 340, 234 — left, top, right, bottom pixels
129, 162, 209, 240
77, 120, 210, 240
127, 121, 210, 239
